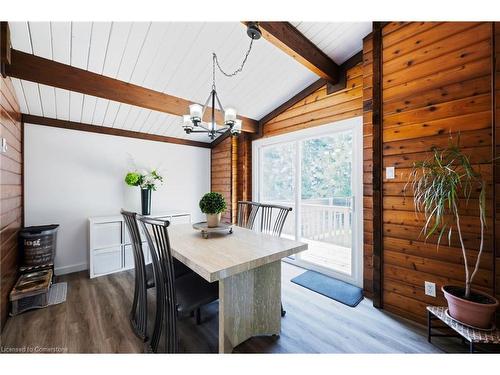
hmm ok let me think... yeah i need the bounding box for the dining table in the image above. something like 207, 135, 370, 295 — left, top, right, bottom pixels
167, 223, 308, 353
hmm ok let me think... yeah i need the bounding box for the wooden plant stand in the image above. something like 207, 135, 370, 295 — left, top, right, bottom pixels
427, 306, 500, 353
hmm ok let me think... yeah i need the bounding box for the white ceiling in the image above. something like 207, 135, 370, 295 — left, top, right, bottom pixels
292, 22, 372, 64
9, 22, 371, 143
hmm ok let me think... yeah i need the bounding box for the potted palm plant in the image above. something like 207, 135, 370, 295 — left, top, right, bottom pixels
406, 137, 498, 328
199, 192, 227, 227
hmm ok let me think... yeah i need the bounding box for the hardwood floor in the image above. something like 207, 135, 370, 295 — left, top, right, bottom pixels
0, 263, 470, 353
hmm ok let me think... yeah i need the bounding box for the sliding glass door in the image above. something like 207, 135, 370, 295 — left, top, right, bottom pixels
253, 117, 363, 287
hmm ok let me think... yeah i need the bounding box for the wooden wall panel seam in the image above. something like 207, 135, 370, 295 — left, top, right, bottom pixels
372, 22, 383, 308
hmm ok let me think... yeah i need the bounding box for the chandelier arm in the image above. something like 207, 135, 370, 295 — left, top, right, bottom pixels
186, 129, 211, 133
197, 124, 211, 132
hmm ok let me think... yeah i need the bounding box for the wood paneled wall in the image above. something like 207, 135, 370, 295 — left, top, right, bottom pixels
368, 22, 496, 323
362, 34, 375, 298
0, 75, 22, 331
209, 21, 500, 325
210, 133, 253, 224
494, 22, 500, 311
211, 136, 233, 223
262, 64, 363, 138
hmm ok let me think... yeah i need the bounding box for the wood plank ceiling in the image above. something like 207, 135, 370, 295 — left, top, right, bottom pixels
8, 22, 371, 143
291, 22, 372, 64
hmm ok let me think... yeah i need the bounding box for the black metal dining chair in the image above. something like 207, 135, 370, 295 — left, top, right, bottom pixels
121, 209, 154, 341
236, 201, 261, 229
121, 209, 194, 342
258, 203, 293, 317
138, 215, 219, 353
259, 203, 293, 238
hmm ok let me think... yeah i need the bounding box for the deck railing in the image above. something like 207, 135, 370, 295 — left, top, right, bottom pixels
267, 197, 352, 248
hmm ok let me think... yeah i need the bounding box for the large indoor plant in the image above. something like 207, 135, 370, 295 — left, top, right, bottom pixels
199, 192, 227, 227
125, 169, 163, 215
406, 137, 498, 328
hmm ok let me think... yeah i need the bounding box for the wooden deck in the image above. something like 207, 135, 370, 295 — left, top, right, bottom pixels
0, 262, 469, 353
299, 239, 351, 274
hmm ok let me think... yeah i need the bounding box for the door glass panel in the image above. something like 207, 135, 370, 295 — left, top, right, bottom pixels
260, 142, 296, 240
299, 130, 353, 275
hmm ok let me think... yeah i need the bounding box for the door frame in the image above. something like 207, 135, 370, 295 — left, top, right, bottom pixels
252, 116, 364, 287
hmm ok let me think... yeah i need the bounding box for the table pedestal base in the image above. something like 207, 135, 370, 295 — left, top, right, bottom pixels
218, 260, 281, 353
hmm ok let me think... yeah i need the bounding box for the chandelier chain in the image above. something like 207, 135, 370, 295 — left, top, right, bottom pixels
212, 37, 254, 89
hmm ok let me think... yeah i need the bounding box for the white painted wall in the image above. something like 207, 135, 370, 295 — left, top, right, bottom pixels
24, 124, 210, 275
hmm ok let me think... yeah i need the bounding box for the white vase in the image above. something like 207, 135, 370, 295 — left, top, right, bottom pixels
206, 213, 221, 228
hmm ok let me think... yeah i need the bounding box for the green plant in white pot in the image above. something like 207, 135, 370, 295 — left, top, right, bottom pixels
406, 137, 498, 328
199, 192, 227, 228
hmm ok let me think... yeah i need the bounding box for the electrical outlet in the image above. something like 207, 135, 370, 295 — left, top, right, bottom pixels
425, 281, 436, 297
386, 166, 395, 180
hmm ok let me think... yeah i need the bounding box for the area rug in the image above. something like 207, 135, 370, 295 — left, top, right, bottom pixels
48, 282, 67, 305
291, 270, 363, 307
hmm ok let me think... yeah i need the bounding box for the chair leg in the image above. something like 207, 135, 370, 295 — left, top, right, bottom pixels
281, 303, 286, 317
195, 308, 201, 325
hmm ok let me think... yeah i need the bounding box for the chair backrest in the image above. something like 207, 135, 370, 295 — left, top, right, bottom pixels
259, 203, 293, 237
137, 215, 177, 353
236, 201, 261, 229
121, 209, 147, 282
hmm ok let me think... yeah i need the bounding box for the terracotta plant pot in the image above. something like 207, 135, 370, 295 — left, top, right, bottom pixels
442, 285, 499, 328
206, 213, 221, 228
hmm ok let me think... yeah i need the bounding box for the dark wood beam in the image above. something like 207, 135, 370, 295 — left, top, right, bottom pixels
22, 114, 211, 149
0, 22, 11, 78
7, 49, 258, 133
371, 22, 384, 309
254, 22, 340, 83
326, 51, 363, 94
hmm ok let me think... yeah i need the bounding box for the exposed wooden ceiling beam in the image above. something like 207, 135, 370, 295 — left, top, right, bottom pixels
257, 50, 363, 130
252, 22, 340, 83
8, 49, 258, 133
22, 114, 211, 149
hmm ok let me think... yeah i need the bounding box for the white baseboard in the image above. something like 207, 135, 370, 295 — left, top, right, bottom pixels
55, 262, 88, 276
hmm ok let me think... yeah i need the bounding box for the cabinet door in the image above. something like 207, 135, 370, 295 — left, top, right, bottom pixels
124, 244, 134, 270
124, 222, 146, 245
92, 246, 122, 276
143, 242, 151, 264
124, 243, 151, 269
92, 221, 122, 249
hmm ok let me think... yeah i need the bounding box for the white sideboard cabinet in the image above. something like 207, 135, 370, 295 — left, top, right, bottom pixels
88, 211, 191, 278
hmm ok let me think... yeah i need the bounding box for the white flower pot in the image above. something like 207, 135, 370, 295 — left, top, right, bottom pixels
206, 213, 221, 228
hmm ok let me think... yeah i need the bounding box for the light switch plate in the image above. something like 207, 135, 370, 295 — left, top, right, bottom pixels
425, 281, 436, 297
386, 166, 395, 180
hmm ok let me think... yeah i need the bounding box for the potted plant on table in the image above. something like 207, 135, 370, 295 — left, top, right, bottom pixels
199, 192, 227, 228
125, 169, 163, 215
406, 136, 498, 329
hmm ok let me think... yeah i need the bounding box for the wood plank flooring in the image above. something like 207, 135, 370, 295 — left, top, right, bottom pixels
0, 263, 470, 353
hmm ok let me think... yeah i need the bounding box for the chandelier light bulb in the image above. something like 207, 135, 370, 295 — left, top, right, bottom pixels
182, 115, 193, 129
224, 108, 237, 123
189, 104, 203, 122
231, 119, 242, 134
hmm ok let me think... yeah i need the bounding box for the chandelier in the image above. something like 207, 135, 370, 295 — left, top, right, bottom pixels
182, 23, 261, 140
